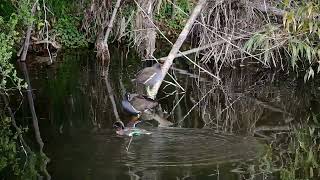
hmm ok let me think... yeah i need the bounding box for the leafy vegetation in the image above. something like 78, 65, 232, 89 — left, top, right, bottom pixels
53, 16, 88, 48
0, 1, 51, 179
0, 116, 42, 179
156, 0, 192, 35
0, 117, 20, 175
0, 15, 26, 93
1, 0, 320, 179
244, 1, 320, 80
237, 115, 320, 180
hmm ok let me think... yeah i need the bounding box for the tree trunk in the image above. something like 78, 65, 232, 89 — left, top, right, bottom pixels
103, 0, 122, 44
149, 0, 208, 98
134, 0, 157, 58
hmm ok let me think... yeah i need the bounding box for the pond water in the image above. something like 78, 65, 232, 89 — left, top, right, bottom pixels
12, 47, 320, 179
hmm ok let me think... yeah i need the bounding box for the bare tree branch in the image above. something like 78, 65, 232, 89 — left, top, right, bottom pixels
149, 0, 213, 98
103, 0, 122, 44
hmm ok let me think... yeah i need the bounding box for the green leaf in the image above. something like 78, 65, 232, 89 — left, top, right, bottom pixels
306, 46, 312, 63
309, 21, 313, 33
307, 149, 314, 164
317, 63, 320, 74
291, 44, 298, 69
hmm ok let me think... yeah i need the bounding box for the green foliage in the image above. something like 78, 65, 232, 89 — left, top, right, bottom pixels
53, 16, 88, 48
16, 0, 35, 26
0, 0, 16, 20
0, 15, 26, 93
0, 116, 20, 176
243, 25, 279, 67
0, 116, 46, 179
156, 0, 192, 34
237, 117, 320, 179
46, 0, 87, 18
278, 126, 319, 179
283, 1, 320, 81
244, 1, 320, 81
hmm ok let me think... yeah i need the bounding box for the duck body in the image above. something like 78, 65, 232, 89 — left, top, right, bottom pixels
121, 93, 158, 115
113, 121, 151, 136
135, 63, 162, 87
118, 127, 151, 136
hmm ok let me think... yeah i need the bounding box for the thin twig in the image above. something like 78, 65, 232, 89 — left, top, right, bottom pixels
43, 0, 52, 64
126, 136, 133, 152
178, 87, 215, 125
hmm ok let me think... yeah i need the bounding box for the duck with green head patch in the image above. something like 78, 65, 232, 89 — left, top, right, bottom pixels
113, 121, 151, 137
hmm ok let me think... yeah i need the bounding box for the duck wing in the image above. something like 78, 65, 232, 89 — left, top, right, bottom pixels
121, 99, 140, 114
130, 95, 158, 111
135, 67, 159, 85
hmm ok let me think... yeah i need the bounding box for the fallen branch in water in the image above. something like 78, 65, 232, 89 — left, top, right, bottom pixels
20, 0, 39, 62
19, 62, 51, 179
104, 74, 121, 122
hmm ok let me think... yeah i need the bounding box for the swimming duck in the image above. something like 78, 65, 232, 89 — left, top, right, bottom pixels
121, 93, 158, 116
113, 121, 151, 136
135, 63, 162, 86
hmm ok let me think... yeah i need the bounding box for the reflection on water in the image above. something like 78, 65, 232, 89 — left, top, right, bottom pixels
15, 47, 320, 179
125, 128, 263, 167
43, 128, 263, 179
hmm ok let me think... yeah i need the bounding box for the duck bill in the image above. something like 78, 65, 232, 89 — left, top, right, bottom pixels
116, 129, 125, 135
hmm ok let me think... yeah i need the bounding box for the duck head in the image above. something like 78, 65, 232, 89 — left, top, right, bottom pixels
153, 62, 162, 69
124, 92, 133, 101
113, 121, 125, 135
121, 93, 141, 115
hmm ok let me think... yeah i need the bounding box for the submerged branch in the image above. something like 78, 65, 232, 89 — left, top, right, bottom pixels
19, 62, 44, 150
19, 62, 51, 179
104, 74, 121, 122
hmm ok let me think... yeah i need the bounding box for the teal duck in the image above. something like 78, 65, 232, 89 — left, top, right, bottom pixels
113, 121, 151, 136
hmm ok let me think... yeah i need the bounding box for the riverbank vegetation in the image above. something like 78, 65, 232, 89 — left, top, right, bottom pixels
1, 0, 320, 179
238, 119, 320, 179
1, 0, 319, 75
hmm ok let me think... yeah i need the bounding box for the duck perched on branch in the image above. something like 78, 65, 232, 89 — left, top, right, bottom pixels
134, 63, 163, 96
121, 93, 158, 116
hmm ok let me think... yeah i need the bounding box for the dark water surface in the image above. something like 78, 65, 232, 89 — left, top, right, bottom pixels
14, 48, 320, 179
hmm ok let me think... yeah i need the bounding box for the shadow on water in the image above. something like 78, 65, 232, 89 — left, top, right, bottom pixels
13, 47, 320, 179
